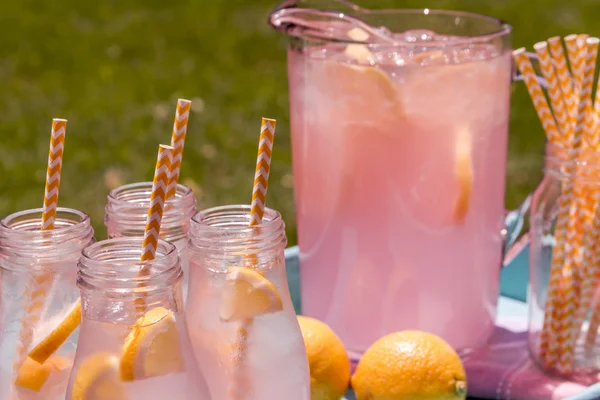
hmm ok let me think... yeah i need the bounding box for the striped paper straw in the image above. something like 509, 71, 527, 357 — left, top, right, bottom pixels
166, 99, 192, 200
542, 35, 590, 375
547, 37, 576, 139
228, 117, 276, 400
135, 144, 174, 315
513, 49, 560, 142
513, 44, 576, 368
561, 37, 600, 371
12, 119, 67, 379
534, 42, 569, 141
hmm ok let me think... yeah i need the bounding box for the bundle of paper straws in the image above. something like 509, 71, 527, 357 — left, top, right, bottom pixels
514, 33, 600, 375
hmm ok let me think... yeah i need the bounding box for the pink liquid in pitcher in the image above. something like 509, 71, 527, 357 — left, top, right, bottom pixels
288, 29, 512, 358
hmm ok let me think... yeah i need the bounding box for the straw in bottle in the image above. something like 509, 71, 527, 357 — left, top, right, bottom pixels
560, 37, 599, 372
166, 99, 192, 200
135, 144, 175, 315
513, 46, 574, 369
228, 117, 276, 400
12, 119, 68, 380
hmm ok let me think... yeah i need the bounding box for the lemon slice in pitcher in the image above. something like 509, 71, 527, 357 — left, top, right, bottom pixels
71, 352, 126, 400
453, 127, 474, 223
219, 267, 283, 322
120, 307, 185, 381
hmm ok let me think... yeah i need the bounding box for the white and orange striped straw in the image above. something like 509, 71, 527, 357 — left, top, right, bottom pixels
12, 119, 67, 379
543, 36, 591, 374
228, 117, 277, 400
514, 47, 572, 368
559, 37, 599, 373
135, 144, 175, 314
166, 99, 192, 200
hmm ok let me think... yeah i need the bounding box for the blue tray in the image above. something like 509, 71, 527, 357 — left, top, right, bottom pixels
284, 241, 600, 400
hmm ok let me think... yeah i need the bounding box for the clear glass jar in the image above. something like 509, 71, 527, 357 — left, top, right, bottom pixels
529, 143, 600, 379
105, 182, 196, 299
66, 237, 211, 400
0, 207, 94, 400
187, 205, 310, 400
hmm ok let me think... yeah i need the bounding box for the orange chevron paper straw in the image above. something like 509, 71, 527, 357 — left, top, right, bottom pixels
228, 117, 277, 400
544, 38, 592, 374
12, 119, 67, 381
513, 49, 560, 142
535, 42, 569, 141
566, 34, 585, 134
547, 37, 576, 139
560, 37, 600, 372
250, 118, 276, 226
166, 99, 192, 200
514, 47, 575, 368
135, 144, 174, 314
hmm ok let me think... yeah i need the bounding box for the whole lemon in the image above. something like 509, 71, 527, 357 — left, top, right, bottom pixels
297, 315, 350, 400
351, 330, 467, 400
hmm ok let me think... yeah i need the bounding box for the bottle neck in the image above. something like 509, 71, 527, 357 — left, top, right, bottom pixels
0, 208, 94, 271
78, 237, 183, 319
105, 182, 196, 243
545, 142, 600, 183
188, 205, 288, 272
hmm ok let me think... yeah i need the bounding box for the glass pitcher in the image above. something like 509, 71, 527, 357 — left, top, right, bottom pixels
269, 0, 528, 359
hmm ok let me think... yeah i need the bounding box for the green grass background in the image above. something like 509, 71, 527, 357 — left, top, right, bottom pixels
0, 0, 595, 244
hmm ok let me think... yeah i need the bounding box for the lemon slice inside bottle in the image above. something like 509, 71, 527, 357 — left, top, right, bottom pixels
71, 352, 126, 400
120, 307, 185, 382
28, 301, 82, 364
14, 355, 70, 392
219, 267, 283, 322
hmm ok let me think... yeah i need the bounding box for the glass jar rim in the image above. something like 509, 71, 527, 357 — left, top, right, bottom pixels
0, 207, 91, 242
192, 204, 283, 232
107, 181, 195, 208
79, 237, 181, 291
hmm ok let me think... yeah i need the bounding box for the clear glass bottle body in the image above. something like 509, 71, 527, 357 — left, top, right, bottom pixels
65, 237, 211, 400
104, 182, 196, 300
529, 143, 600, 379
187, 205, 310, 400
0, 208, 94, 400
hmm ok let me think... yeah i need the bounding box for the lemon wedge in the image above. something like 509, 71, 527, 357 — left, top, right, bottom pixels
14, 355, 70, 392
120, 307, 185, 381
219, 267, 283, 322
29, 301, 82, 364
454, 127, 474, 222
71, 352, 126, 400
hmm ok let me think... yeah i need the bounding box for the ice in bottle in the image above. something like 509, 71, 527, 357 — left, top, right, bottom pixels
65, 237, 211, 400
186, 205, 310, 400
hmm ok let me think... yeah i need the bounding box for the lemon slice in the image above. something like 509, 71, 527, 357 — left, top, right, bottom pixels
454, 127, 473, 222
219, 267, 283, 322
120, 307, 185, 382
14, 355, 70, 392
29, 301, 82, 364
71, 352, 126, 400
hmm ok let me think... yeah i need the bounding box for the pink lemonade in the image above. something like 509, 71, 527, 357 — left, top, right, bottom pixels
287, 26, 512, 357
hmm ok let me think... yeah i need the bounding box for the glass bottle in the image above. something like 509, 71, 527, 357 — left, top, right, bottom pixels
529, 143, 600, 380
66, 237, 211, 400
187, 205, 310, 400
0, 207, 94, 400
104, 182, 196, 299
